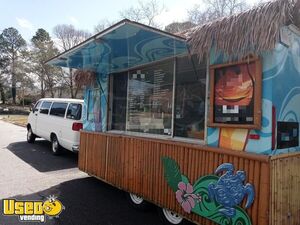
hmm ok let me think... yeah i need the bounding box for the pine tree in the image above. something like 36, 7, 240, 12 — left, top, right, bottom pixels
0, 27, 26, 104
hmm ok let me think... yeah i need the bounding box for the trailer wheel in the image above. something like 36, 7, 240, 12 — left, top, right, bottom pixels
158, 207, 184, 225
126, 192, 150, 210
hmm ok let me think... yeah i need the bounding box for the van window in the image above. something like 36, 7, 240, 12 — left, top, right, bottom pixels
40, 101, 52, 114
66, 103, 82, 120
50, 102, 68, 117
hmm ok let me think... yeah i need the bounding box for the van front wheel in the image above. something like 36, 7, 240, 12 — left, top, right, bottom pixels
51, 135, 62, 155
27, 127, 36, 143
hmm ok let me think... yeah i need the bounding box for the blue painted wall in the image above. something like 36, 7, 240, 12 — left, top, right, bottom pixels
82, 72, 108, 133
207, 26, 300, 155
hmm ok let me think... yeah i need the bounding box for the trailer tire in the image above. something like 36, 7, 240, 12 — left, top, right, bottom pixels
126, 192, 150, 210
157, 207, 185, 225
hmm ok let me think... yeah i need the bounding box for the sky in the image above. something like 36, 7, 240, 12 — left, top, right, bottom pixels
0, 0, 259, 42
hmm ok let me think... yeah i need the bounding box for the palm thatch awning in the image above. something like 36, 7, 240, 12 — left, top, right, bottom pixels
186, 0, 300, 60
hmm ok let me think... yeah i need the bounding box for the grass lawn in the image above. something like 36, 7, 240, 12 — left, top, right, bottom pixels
0, 115, 28, 127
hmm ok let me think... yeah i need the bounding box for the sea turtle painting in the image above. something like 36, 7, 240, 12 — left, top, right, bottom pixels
208, 163, 255, 218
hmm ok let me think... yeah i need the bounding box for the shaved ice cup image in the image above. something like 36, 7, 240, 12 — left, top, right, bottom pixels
213, 62, 257, 151
215, 63, 255, 107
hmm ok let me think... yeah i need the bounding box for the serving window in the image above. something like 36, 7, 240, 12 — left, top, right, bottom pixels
109, 56, 207, 140
174, 56, 206, 139
111, 72, 128, 131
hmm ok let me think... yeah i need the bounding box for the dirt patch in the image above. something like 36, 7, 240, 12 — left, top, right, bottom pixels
0, 115, 28, 127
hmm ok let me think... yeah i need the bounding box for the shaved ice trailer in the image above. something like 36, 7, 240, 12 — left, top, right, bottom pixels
47, 1, 300, 224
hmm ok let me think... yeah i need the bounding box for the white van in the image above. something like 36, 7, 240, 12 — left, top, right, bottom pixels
26, 98, 84, 155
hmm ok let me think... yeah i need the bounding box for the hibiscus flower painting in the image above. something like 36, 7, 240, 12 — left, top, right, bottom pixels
175, 182, 201, 213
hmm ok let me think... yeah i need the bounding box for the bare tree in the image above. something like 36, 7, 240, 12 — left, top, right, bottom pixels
30, 28, 61, 98
188, 0, 250, 25
53, 24, 91, 98
165, 21, 197, 34
53, 24, 91, 51
120, 0, 165, 28
16, 70, 35, 107
94, 19, 115, 33
294, 0, 300, 28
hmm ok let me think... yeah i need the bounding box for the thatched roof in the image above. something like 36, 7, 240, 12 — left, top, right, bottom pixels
186, 0, 300, 60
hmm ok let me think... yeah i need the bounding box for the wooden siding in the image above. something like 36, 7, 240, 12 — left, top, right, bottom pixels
270, 153, 300, 225
79, 131, 270, 225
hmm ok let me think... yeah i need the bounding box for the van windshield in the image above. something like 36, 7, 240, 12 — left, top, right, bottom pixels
33, 101, 42, 112
66, 103, 82, 120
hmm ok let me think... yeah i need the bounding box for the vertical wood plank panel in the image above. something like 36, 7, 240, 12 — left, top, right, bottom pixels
79, 131, 271, 225
78, 131, 86, 171
270, 153, 300, 225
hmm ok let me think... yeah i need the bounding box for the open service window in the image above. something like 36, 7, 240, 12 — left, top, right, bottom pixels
174, 55, 207, 139
110, 72, 128, 131
108, 55, 207, 140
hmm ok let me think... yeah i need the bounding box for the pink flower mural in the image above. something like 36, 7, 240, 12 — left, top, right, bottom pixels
175, 182, 201, 213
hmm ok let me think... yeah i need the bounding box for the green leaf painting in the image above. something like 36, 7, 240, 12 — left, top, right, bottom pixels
161, 157, 252, 225
161, 157, 182, 192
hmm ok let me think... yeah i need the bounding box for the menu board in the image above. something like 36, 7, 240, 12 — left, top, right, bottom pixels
127, 61, 173, 135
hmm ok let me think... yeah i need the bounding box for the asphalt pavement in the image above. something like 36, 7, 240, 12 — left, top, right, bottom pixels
0, 121, 165, 225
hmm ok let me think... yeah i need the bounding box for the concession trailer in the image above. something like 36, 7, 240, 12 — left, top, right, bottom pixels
47, 0, 300, 224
